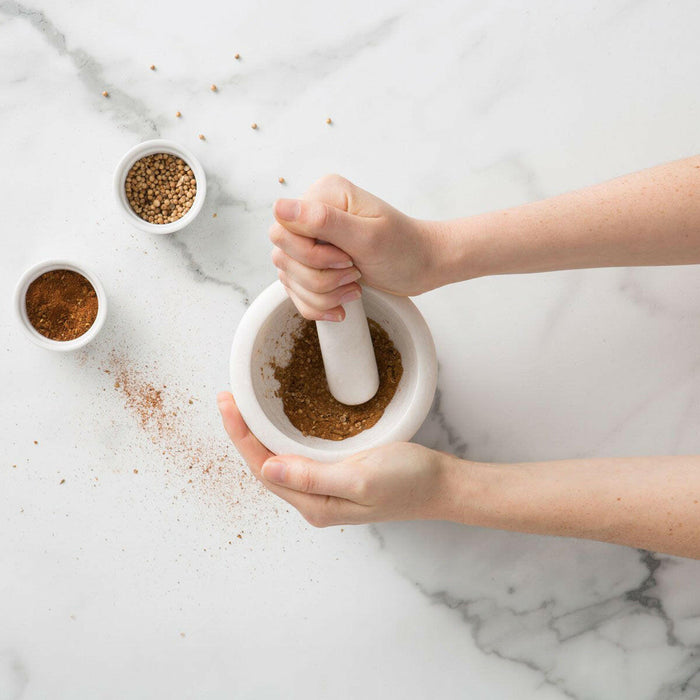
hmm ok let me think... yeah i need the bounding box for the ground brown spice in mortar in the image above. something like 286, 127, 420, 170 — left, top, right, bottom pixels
273, 318, 403, 440
25, 270, 98, 341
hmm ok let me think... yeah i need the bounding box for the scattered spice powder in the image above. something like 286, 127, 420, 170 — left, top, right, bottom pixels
273, 318, 403, 440
125, 153, 196, 224
25, 270, 98, 341
108, 354, 268, 516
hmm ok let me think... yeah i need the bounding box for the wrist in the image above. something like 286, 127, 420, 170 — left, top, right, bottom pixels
419, 217, 492, 288
430, 454, 480, 522
436, 455, 514, 526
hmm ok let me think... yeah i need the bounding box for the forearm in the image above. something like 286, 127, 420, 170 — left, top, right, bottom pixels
441, 454, 700, 558
430, 155, 700, 284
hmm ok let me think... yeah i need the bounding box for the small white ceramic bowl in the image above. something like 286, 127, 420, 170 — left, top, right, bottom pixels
230, 281, 437, 461
113, 139, 207, 234
14, 260, 108, 351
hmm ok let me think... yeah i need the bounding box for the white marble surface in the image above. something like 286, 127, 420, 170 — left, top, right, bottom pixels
2, 1, 700, 698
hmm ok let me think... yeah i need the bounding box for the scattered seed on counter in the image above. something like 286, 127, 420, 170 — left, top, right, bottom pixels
124, 153, 196, 224
210, 84, 217, 92
150, 64, 156, 70
102, 90, 109, 97
278, 177, 285, 184
251, 122, 257, 130
326, 117, 332, 124
59, 479, 65, 485
212, 213, 217, 218
198, 134, 205, 140
176, 111, 182, 118
234, 53, 240, 59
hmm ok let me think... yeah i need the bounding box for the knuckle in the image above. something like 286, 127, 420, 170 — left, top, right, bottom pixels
297, 301, 322, 321
308, 270, 334, 294
351, 476, 370, 502
297, 463, 314, 492
303, 202, 330, 231
308, 244, 332, 269
269, 223, 284, 245
315, 294, 342, 312
316, 173, 346, 190
270, 247, 286, 269
304, 508, 329, 528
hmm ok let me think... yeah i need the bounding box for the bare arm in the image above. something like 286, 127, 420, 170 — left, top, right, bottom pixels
218, 393, 700, 559
446, 454, 700, 559
268, 157, 700, 320
434, 155, 700, 283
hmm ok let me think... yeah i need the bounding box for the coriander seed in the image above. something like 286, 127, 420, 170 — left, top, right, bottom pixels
102, 90, 109, 97
234, 53, 240, 59
176, 111, 182, 118
251, 122, 257, 130
326, 117, 332, 124
150, 64, 156, 70
210, 84, 217, 92
198, 134, 205, 140
278, 177, 285, 184
124, 153, 197, 225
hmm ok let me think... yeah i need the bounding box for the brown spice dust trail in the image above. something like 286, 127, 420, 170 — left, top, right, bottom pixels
107, 353, 269, 518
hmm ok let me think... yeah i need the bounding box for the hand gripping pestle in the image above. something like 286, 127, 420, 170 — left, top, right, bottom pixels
315, 294, 380, 405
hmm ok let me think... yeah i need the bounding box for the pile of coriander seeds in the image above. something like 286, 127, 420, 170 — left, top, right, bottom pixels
125, 153, 196, 224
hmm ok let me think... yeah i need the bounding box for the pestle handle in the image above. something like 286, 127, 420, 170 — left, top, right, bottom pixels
316, 296, 380, 405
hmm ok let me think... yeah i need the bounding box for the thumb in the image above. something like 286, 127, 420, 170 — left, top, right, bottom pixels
273, 199, 367, 252
261, 454, 359, 499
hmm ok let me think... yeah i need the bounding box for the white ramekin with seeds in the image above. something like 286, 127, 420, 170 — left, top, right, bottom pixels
114, 139, 207, 234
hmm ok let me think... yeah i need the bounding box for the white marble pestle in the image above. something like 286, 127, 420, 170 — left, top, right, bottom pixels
315, 294, 380, 405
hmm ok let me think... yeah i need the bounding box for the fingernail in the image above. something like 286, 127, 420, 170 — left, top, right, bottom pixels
328, 260, 354, 269
321, 312, 342, 322
338, 270, 362, 286
262, 460, 287, 483
339, 289, 361, 305
275, 199, 300, 222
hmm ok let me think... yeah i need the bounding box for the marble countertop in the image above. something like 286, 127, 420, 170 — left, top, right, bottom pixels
2, 1, 700, 698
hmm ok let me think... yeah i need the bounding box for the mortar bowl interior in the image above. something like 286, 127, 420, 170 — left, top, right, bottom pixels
230, 281, 437, 462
